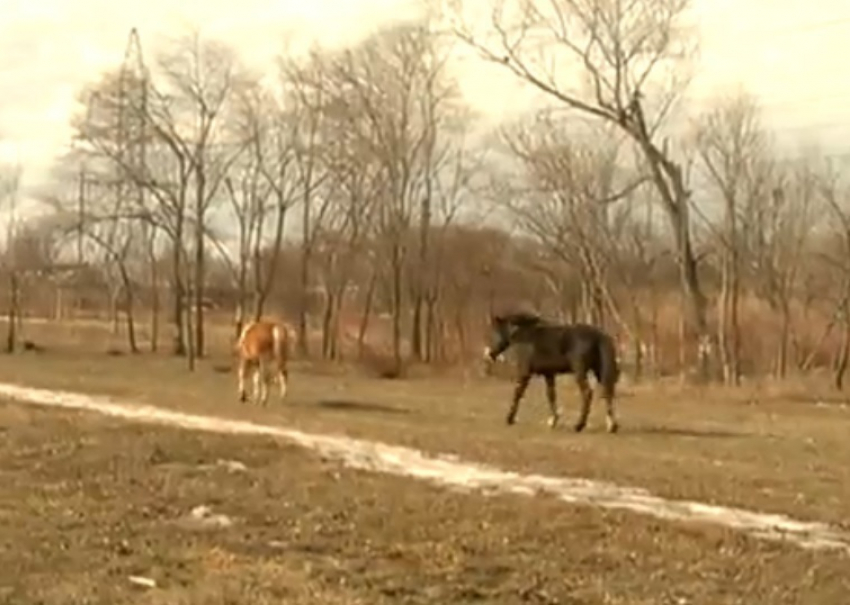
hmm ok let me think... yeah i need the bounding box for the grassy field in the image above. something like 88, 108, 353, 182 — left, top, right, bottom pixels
1, 402, 848, 604
0, 320, 848, 602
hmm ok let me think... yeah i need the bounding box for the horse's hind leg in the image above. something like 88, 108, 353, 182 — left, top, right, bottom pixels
276, 360, 288, 401
237, 358, 250, 403
252, 361, 268, 406
259, 360, 273, 406
594, 366, 619, 434
604, 394, 619, 434
601, 378, 619, 434
573, 371, 593, 433
543, 373, 560, 429
506, 375, 531, 425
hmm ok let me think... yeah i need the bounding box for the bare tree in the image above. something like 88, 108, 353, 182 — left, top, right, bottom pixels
152, 30, 252, 360
72, 31, 251, 367
311, 145, 383, 359
816, 163, 850, 388
278, 55, 337, 356
315, 20, 463, 368
496, 115, 644, 337
222, 79, 304, 337
0, 162, 22, 352
43, 148, 146, 352
692, 92, 770, 384
414, 132, 482, 362
73, 67, 193, 358
447, 0, 716, 375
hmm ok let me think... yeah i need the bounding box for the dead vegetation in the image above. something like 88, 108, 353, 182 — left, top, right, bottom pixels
2, 4, 850, 603
0, 345, 848, 528
1, 401, 847, 605
0, 3, 840, 390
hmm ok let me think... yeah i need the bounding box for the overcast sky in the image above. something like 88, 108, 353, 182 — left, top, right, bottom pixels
2, 0, 849, 196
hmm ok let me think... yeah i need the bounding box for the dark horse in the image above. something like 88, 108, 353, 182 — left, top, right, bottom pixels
484, 312, 620, 433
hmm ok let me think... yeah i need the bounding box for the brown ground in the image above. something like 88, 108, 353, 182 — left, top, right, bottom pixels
1, 402, 848, 605
0, 320, 848, 602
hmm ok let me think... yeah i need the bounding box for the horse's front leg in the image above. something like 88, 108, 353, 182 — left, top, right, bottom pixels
543, 373, 560, 429
506, 374, 531, 425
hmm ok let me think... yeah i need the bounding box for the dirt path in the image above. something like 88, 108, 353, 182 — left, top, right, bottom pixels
1, 380, 848, 555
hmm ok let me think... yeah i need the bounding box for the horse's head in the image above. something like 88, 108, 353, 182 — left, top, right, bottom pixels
483, 312, 543, 362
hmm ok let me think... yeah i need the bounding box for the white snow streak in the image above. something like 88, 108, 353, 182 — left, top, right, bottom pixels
0, 382, 847, 554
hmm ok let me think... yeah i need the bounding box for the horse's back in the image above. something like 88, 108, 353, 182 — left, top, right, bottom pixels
238, 318, 290, 360
522, 322, 616, 376
570, 324, 619, 386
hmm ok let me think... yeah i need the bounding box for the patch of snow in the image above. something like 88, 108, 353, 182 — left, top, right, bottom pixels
0, 382, 847, 554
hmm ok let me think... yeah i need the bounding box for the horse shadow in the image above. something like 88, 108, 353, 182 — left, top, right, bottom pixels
624, 424, 749, 439
315, 398, 412, 416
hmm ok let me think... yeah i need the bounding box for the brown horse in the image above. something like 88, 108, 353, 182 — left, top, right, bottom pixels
484, 312, 620, 433
236, 318, 293, 405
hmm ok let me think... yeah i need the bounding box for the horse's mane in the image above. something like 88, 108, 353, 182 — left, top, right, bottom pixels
493, 311, 547, 328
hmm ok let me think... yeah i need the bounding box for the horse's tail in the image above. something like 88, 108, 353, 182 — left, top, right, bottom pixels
599, 334, 620, 400
272, 323, 287, 360
236, 321, 251, 353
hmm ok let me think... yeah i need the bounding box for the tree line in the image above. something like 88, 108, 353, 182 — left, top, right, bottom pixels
2, 0, 850, 386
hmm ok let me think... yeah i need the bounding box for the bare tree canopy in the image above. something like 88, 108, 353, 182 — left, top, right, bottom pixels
10, 17, 850, 388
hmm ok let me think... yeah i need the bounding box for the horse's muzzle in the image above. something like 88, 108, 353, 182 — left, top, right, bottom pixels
483, 346, 502, 361
482, 347, 499, 376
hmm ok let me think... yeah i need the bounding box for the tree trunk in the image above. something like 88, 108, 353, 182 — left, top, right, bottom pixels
411, 295, 424, 360
631, 338, 644, 382
185, 283, 196, 371
234, 245, 249, 340
330, 286, 346, 360
5, 272, 18, 353
722, 191, 742, 386
834, 310, 850, 390
298, 244, 311, 357
454, 309, 467, 360
193, 228, 205, 359
774, 302, 792, 379
118, 264, 139, 354
677, 297, 687, 381
54, 287, 63, 321
424, 295, 438, 363
390, 242, 404, 369
728, 265, 741, 384
148, 236, 159, 353
674, 204, 711, 380
356, 269, 378, 359
171, 231, 186, 356
297, 178, 313, 359
321, 291, 335, 360
717, 251, 732, 385
411, 193, 432, 361
250, 197, 287, 325
629, 104, 711, 380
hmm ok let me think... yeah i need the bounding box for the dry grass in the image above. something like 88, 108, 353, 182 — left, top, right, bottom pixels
0, 320, 849, 603
1, 402, 848, 604
0, 339, 849, 526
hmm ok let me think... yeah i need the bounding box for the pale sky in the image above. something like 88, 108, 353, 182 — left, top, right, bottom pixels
2, 0, 850, 197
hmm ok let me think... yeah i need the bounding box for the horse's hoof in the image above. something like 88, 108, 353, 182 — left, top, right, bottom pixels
547, 416, 560, 429
573, 422, 586, 433
506, 417, 517, 426
607, 422, 619, 434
